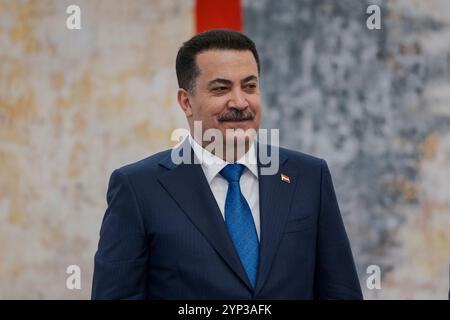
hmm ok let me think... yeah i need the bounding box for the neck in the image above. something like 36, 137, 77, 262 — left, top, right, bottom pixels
191, 135, 253, 163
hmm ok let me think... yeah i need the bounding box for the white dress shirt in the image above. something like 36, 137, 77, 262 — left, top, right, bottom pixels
188, 135, 261, 241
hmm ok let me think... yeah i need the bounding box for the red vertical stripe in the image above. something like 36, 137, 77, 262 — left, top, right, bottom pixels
195, 0, 242, 33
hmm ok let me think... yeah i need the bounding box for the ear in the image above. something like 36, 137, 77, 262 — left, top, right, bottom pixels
177, 88, 193, 118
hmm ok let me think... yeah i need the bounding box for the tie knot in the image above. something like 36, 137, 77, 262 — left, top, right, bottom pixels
220, 164, 245, 183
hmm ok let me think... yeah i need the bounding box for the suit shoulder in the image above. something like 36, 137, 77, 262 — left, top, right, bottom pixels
278, 146, 325, 167
113, 148, 172, 178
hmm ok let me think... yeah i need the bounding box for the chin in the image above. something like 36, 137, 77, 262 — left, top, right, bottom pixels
223, 128, 256, 143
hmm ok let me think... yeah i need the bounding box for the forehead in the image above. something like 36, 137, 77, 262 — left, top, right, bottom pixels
195, 50, 258, 81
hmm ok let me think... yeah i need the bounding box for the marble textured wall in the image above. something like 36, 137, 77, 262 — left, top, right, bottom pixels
0, 0, 192, 299
1, 0, 449, 299
244, 0, 450, 299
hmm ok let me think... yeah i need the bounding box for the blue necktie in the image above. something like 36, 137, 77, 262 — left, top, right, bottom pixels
220, 164, 259, 288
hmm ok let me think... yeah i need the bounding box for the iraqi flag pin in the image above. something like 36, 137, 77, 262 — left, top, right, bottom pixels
280, 173, 290, 183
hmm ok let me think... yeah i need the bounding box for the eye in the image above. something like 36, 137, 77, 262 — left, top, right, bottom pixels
211, 86, 228, 92
244, 83, 257, 90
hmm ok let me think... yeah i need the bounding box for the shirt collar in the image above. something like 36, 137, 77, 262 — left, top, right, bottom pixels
188, 134, 258, 183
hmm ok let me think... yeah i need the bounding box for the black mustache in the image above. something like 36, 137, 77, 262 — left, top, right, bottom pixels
218, 109, 255, 122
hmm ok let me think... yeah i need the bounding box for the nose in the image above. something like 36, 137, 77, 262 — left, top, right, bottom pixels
227, 88, 249, 110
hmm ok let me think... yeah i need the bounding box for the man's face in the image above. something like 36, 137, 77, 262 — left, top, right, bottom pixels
179, 49, 262, 149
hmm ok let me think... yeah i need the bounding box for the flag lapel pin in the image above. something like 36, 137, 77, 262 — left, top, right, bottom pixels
280, 173, 290, 183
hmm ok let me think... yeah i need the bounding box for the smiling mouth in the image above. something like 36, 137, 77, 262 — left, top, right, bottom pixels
220, 119, 251, 122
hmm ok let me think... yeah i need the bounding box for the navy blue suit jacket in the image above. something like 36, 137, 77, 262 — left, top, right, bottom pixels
92, 141, 363, 299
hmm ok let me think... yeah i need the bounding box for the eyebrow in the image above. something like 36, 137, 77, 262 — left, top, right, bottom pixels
207, 78, 232, 88
241, 75, 258, 83
207, 75, 258, 88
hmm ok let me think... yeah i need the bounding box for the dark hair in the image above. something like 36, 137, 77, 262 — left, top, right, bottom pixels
176, 29, 260, 93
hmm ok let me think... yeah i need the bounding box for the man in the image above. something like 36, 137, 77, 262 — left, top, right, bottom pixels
92, 29, 363, 299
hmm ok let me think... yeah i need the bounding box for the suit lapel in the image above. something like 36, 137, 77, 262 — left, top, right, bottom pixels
157, 140, 253, 290
254, 144, 299, 296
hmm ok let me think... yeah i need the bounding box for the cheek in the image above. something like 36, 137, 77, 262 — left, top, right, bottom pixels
199, 98, 227, 118
249, 97, 262, 113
